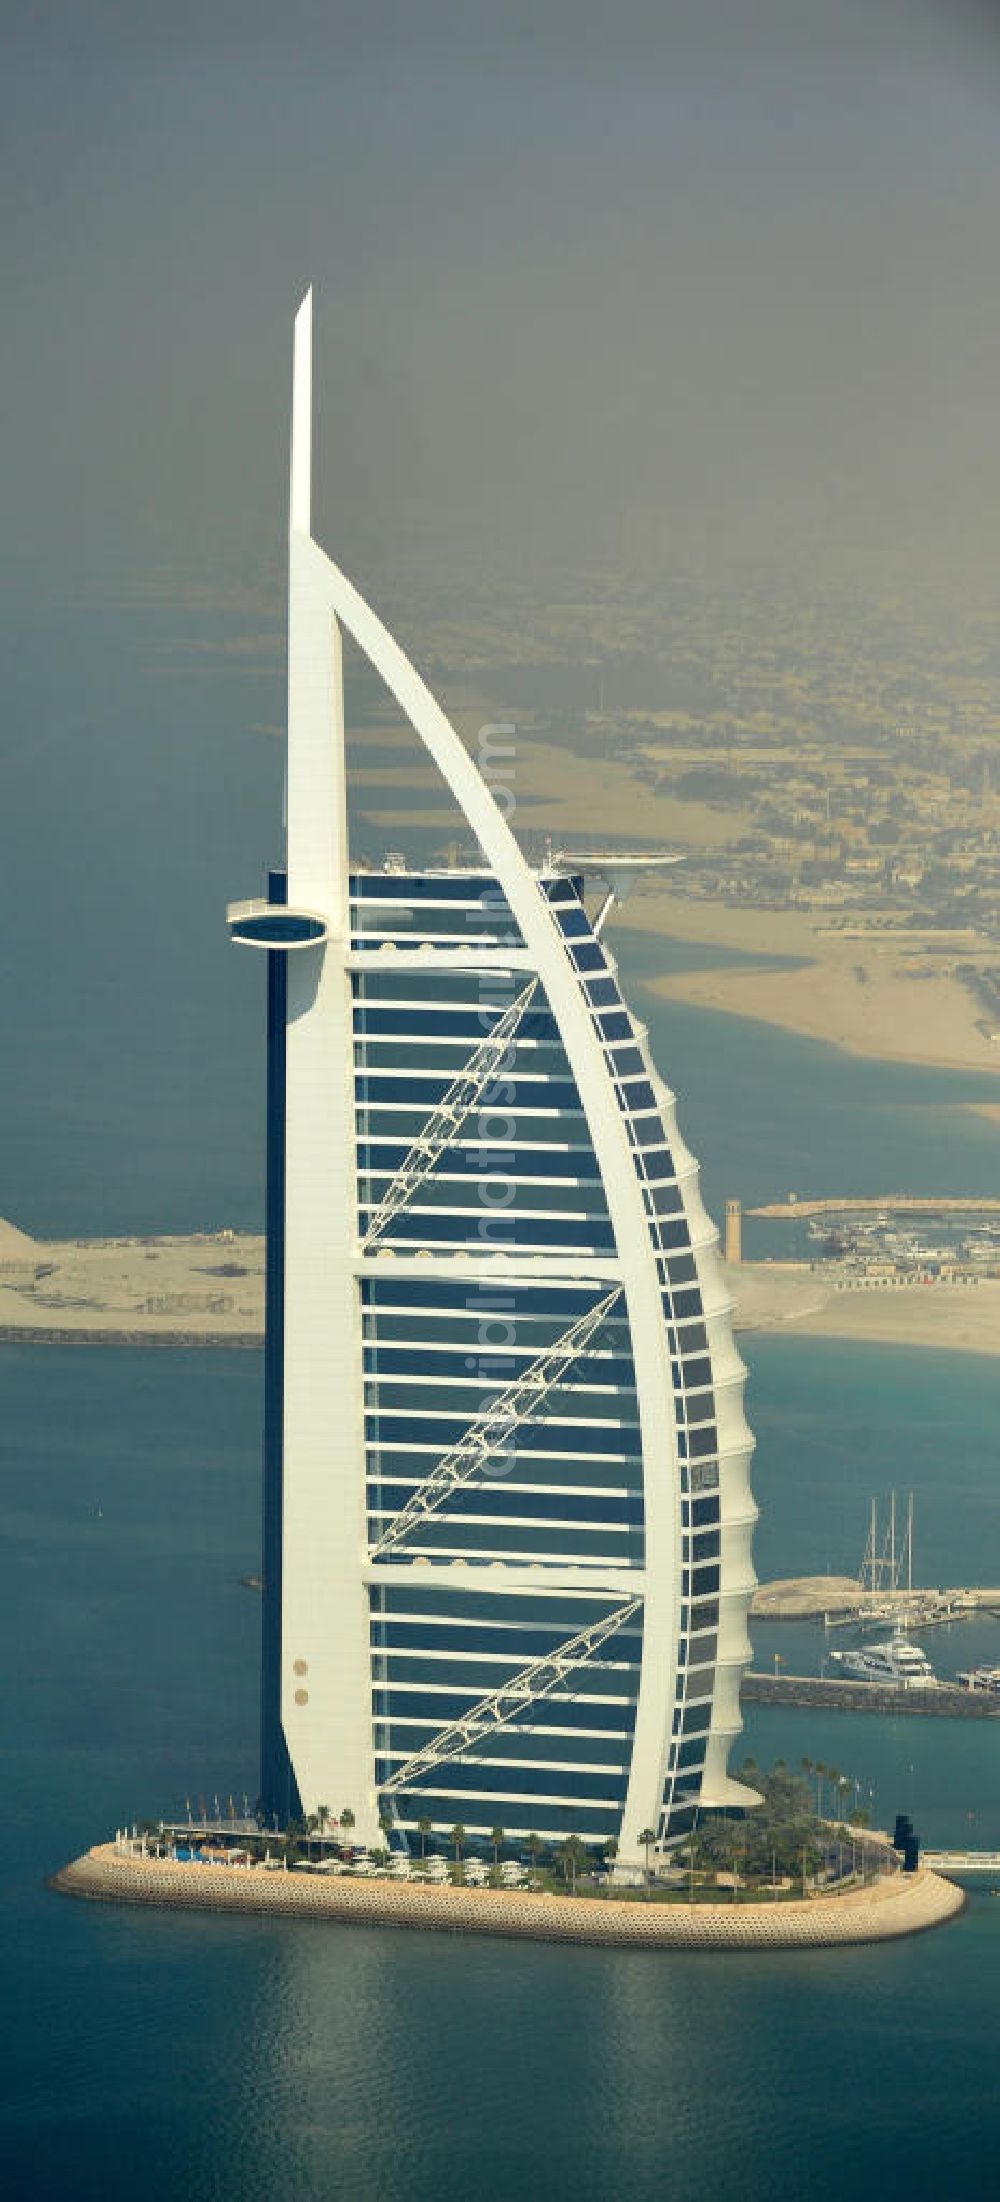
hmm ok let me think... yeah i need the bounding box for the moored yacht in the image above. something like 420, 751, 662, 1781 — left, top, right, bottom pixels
828, 1634, 937, 1688
956, 1666, 1000, 1694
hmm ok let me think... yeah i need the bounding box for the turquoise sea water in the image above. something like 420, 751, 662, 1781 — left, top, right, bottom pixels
616, 925, 1000, 1229
3, 608, 1000, 2196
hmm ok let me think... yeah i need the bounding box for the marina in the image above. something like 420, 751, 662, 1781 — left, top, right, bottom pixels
755, 1496, 1000, 1644
748, 1201, 1000, 1298
754, 1577, 1000, 1626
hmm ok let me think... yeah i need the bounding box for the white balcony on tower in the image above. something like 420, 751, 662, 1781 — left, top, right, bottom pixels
226, 899, 330, 950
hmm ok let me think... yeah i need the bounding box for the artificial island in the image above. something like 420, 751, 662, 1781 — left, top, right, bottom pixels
54, 295, 967, 1949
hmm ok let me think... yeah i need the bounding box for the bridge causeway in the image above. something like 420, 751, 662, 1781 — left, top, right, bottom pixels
923, 1853, 1000, 1874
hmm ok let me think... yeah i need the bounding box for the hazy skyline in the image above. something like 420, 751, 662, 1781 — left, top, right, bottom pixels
7, 0, 1000, 601
5, 1, 1000, 1243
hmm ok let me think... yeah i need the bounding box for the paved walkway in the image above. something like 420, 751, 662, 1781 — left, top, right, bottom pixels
51, 1845, 965, 1952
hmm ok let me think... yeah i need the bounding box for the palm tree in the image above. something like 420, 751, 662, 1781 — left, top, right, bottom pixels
306, 1811, 319, 1861
490, 1825, 505, 1868
639, 1827, 656, 1889
815, 1761, 827, 1817
604, 1836, 619, 1883
558, 1836, 588, 1893
525, 1833, 544, 1879
316, 1804, 330, 1849
450, 1823, 466, 1864
339, 1806, 356, 1847
417, 1815, 433, 1861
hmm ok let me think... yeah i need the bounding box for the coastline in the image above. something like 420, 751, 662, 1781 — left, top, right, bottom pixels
0, 1324, 261, 1351
650, 971, 1000, 1076
617, 890, 1000, 1076
2, 1225, 999, 1359
0, 1224, 265, 1351
354, 723, 999, 1079
51, 1842, 965, 1953
730, 1263, 1000, 1359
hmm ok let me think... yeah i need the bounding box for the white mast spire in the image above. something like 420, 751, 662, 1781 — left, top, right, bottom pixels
285, 283, 346, 915
290, 288, 313, 537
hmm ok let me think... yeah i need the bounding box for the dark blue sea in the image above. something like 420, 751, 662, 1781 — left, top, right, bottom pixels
3, 1340, 1000, 2202
2, 604, 1000, 2197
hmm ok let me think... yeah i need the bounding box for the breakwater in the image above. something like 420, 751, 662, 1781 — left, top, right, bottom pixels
750, 1197, 1000, 1219
743, 1672, 1000, 1718
51, 1844, 964, 1952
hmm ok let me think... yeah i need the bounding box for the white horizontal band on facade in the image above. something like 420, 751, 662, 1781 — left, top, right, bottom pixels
365, 1445, 666, 1467
365, 1374, 638, 1400
361, 1307, 709, 1335
364, 1563, 644, 1593
378, 1681, 715, 1709
366, 1477, 644, 1499
364, 1399, 644, 1425
382, 1731, 634, 1755
355, 1258, 625, 1283
377, 1753, 631, 1780
372, 1562, 642, 1579
378, 1789, 628, 1815
373, 1617, 642, 1641
373, 1655, 638, 1679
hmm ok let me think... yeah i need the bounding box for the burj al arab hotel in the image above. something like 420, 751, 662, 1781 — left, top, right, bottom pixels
228, 294, 756, 1867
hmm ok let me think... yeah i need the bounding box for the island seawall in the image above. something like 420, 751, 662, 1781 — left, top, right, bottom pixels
51, 1844, 965, 1953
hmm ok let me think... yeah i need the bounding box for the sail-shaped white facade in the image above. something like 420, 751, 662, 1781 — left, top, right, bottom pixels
229, 294, 756, 1865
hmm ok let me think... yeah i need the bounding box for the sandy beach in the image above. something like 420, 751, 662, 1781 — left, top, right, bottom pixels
617, 890, 1000, 1075
351, 714, 1000, 1078
728, 1260, 1000, 1358
353, 719, 752, 852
